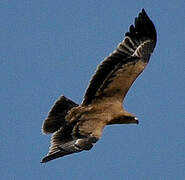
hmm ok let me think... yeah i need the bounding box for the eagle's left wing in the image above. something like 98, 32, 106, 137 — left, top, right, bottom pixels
82, 9, 157, 106
41, 125, 97, 163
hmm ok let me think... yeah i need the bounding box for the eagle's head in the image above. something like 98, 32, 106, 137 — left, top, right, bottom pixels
124, 115, 139, 124
108, 112, 139, 125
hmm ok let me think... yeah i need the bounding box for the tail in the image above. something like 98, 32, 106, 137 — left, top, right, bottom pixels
42, 96, 78, 134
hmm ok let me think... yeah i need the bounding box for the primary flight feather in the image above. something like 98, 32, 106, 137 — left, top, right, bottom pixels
41, 9, 157, 163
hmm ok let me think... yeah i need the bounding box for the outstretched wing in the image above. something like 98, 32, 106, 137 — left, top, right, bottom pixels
82, 9, 157, 106
41, 125, 97, 163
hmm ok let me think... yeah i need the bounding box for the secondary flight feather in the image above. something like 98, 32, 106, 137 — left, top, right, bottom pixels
41, 9, 157, 163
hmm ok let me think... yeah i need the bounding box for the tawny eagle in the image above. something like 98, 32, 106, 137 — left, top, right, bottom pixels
41, 9, 157, 163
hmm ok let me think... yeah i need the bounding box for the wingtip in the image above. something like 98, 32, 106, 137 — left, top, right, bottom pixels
40, 160, 45, 163
137, 8, 157, 44
40, 158, 48, 163
40, 155, 55, 163
126, 9, 156, 41
141, 8, 146, 14
141, 9, 149, 19
138, 8, 150, 21
40, 153, 62, 163
40, 156, 49, 163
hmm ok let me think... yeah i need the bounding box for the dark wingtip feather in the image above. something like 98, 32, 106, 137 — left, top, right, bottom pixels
41, 152, 63, 163
126, 9, 157, 46
141, 9, 157, 43
141, 8, 147, 15
41, 146, 74, 163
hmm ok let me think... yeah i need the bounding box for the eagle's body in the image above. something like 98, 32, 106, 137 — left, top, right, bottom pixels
41, 9, 157, 163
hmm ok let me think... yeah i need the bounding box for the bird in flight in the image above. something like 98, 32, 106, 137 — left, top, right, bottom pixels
41, 9, 157, 163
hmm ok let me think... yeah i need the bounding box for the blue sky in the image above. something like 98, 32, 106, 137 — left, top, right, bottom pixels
1, 0, 184, 179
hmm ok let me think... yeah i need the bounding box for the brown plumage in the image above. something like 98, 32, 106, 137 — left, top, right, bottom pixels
41, 9, 157, 163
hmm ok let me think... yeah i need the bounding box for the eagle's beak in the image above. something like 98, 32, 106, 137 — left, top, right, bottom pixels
134, 117, 139, 124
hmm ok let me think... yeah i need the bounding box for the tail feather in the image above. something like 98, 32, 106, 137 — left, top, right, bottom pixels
42, 96, 78, 134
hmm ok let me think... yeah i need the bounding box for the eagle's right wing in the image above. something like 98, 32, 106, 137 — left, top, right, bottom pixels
82, 9, 156, 106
